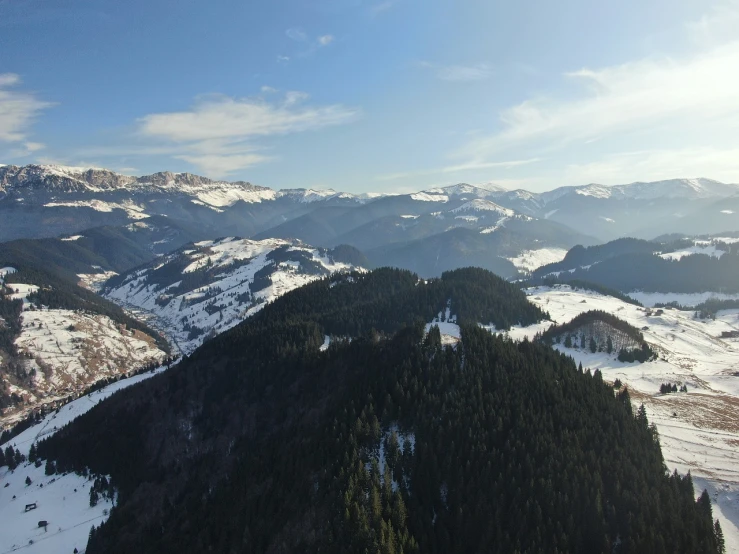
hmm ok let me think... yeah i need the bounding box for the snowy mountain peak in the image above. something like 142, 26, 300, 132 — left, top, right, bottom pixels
450, 198, 515, 216
426, 183, 508, 197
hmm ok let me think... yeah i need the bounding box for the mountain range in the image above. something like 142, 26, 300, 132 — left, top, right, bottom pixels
2, 165, 739, 253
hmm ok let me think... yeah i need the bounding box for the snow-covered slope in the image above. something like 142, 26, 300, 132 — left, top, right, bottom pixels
104, 238, 364, 354
0, 365, 169, 554
0, 270, 165, 428
493, 285, 739, 551
507, 247, 569, 273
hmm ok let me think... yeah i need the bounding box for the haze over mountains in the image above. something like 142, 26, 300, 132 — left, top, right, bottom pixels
2, 164, 738, 246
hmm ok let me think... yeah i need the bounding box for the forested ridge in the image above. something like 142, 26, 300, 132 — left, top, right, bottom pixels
533, 239, 739, 294
540, 310, 656, 363
35, 268, 722, 553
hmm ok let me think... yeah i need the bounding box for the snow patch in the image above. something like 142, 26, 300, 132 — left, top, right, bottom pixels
507, 248, 569, 273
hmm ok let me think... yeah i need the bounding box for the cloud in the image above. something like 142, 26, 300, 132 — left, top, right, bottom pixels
277, 55, 290, 63
175, 152, 273, 178
453, 17, 739, 168
317, 34, 334, 46
8, 141, 45, 158
377, 158, 541, 181
137, 92, 360, 177
0, 73, 53, 144
261, 86, 278, 94
370, 1, 396, 17
286, 28, 307, 42
562, 147, 739, 186
421, 62, 493, 82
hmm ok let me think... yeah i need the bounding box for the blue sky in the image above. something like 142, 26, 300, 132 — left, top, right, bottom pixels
1, 0, 739, 193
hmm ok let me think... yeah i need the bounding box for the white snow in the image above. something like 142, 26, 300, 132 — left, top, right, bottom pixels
494, 285, 739, 547
628, 291, 739, 308
77, 271, 118, 291
454, 215, 479, 222
60, 235, 83, 242
410, 192, 449, 202
659, 244, 725, 261
8, 284, 39, 303
599, 216, 616, 223
721, 210, 734, 214
450, 199, 514, 216
507, 248, 569, 273
44, 200, 149, 220
2, 306, 165, 427
424, 303, 460, 346
0, 366, 169, 554
575, 184, 612, 199
544, 209, 558, 219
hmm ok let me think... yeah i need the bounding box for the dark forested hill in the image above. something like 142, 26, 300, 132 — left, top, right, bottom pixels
36, 268, 722, 554
532, 237, 739, 293
0, 216, 205, 283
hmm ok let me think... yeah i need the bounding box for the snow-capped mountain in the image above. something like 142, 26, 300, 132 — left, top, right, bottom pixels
103, 237, 366, 354
3, 162, 739, 251
0, 164, 375, 205
0, 165, 383, 243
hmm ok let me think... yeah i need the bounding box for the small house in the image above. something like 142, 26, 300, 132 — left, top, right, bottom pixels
24, 503, 37, 512
38, 520, 48, 529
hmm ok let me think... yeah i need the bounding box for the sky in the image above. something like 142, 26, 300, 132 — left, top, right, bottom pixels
1, 0, 739, 193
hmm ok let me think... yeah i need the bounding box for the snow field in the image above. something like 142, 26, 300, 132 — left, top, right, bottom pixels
0, 366, 169, 554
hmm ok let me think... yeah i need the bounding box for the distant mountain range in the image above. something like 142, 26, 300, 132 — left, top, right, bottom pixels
2, 164, 739, 277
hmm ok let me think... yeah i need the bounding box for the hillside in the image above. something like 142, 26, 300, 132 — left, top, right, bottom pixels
540, 310, 656, 362
533, 236, 739, 296
26, 268, 722, 553
499, 284, 739, 550
0, 216, 205, 287
103, 238, 368, 353
0, 265, 167, 427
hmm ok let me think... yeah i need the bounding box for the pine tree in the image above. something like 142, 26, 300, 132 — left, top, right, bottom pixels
714, 520, 726, 554
25, 476, 32, 486
4, 445, 14, 470
607, 335, 613, 354
636, 404, 649, 429
589, 336, 597, 353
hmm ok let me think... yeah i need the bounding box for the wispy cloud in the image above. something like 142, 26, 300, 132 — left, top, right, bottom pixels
136, 92, 360, 177
282, 29, 335, 59
317, 34, 334, 46
377, 158, 541, 181
452, 5, 739, 175
370, 1, 396, 17
286, 28, 307, 42
0, 73, 53, 146
562, 147, 739, 186
9, 140, 45, 158
420, 62, 493, 82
